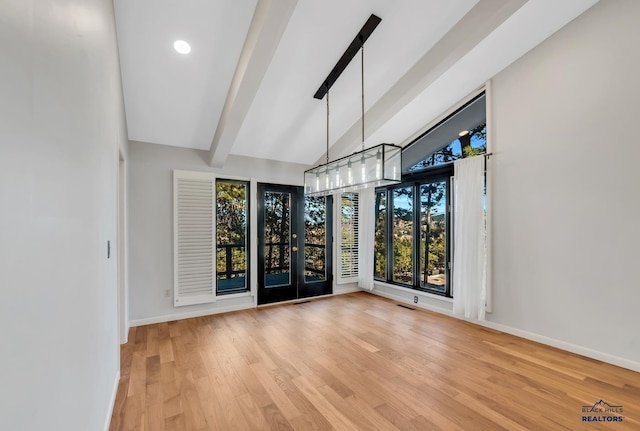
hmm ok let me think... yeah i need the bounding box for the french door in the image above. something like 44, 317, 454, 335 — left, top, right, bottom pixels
257, 183, 332, 305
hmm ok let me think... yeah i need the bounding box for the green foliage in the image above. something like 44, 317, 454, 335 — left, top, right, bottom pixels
216, 182, 248, 279
374, 191, 386, 279
375, 121, 487, 285
304, 196, 326, 279
216, 182, 247, 244
375, 180, 448, 286
391, 187, 413, 282
419, 181, 446, 283
263, 191, 290, 274
393, 237, 413, 283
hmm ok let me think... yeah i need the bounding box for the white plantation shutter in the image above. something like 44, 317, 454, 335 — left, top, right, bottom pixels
173, 171, 216, 306
338, 193, 359, 283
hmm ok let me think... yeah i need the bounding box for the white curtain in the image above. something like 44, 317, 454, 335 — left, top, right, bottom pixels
357, 188, 375, 291
452, 156, 486, 320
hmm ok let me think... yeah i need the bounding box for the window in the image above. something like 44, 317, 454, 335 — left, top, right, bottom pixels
408, 123, 486, 171
338, 193, 359, 282
173, 171, 251, 307
375, 174, 452, 296
216, 180, 249, 295
374, 190, 386, 280
392, 186, 414, 284
263, 191, 291, 286
402, 92, 487, 173
304, 195, 326, 282
420, 181, 448, 292
373, 91, 486, 297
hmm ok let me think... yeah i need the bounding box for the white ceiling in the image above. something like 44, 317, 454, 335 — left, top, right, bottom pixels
114, 0, 599, 167
113, 0, 257, 149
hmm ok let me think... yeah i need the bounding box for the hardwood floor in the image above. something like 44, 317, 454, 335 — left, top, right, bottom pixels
110, 292, 640, 430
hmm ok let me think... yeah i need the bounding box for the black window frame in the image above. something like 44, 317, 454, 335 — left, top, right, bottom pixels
373, 90, 488, 298
215, 178, 250, 296
375, 164, 454, 298
404, 91, 487, 174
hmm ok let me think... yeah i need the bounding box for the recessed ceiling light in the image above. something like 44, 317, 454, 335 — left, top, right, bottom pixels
173, 40, 191, 55
458, 130, 469, 137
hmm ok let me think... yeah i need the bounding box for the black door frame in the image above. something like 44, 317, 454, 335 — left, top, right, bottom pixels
257, 183, 333, 305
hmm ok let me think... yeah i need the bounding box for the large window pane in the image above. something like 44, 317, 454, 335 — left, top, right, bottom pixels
392, 187, 413, 284
264, 191, 290, 287
374, 92, 485, 298
216, 180, 248, 294
420, 181, 447, 292
374, 191, 386, 280
304, 196, 326, 282
408, 123, 487, 171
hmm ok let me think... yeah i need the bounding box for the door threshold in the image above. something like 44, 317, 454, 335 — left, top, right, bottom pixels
257, 293, 334, 308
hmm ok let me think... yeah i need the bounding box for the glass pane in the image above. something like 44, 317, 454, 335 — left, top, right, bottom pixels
409, 123, 487, 171
374, 191, 386, 279
264, 191, 290, 287
216, 181, 248, 293
392, 187, 413, 284
304, 196, 326, 282
304, 144, 401, 195
420, 182, 447, 292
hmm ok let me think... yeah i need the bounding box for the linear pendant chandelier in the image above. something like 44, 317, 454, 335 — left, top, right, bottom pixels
304, 14, 401, 196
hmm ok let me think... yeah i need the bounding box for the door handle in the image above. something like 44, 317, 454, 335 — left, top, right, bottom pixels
292, 246, 298, 252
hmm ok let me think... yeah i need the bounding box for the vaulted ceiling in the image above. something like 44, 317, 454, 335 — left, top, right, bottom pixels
114, 0, 599, 167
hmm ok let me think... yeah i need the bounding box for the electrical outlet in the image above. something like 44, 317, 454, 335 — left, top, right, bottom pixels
164, 289, 171, 298
414, 296, 418, 304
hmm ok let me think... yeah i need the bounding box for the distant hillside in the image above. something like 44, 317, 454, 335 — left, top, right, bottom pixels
431, 213, 445, 223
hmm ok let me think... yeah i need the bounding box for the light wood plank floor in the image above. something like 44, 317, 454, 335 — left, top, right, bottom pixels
110, 292, 640, 430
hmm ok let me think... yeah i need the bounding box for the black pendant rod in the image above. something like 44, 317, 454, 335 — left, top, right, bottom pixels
313, 14, 382, 100
326, 89, 330, 164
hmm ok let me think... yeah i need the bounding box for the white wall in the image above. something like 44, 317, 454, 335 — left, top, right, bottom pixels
128, 141, 322, 324
371, 0, 640, 370
0, 0, 128, 430
489, 0, 639, 366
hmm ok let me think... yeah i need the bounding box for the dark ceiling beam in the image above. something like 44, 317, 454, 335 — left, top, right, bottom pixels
313, 14, 382, 100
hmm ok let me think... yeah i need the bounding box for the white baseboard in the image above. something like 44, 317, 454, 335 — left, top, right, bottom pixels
104, 370, 120, 431
367, 289, 640, 373
131, 289, 363, 327
371, 287, 454, 315
334, 286, 362, 295
129, 303, 254, 327
478, 320, 640, 373
374, 281, 453, 303
120, 321, 129, 345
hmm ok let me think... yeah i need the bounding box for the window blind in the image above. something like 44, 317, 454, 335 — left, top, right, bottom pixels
173, 171, 216, 306
339, 192, 359, 282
